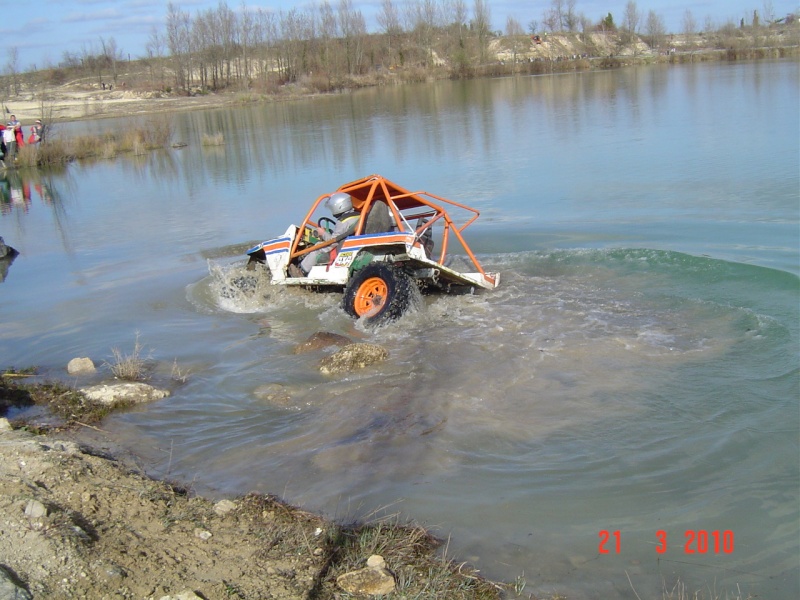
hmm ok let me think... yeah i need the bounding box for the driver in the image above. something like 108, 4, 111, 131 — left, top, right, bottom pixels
296, 192, 359, 275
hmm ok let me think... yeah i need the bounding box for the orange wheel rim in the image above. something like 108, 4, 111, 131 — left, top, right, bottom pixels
354, 277, 388, 317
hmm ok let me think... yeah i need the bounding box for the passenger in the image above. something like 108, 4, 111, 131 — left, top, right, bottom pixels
295, 192, 359, 276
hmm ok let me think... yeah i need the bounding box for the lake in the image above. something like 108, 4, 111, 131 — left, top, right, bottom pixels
1, 59, 798, 599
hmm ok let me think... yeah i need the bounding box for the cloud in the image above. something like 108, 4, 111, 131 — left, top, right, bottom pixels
63, 8, 123, 24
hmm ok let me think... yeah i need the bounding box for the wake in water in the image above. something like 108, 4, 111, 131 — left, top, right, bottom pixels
129, 246, 798, 600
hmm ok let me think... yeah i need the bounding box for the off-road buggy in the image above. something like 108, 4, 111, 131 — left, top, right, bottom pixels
245, 175, 499, 324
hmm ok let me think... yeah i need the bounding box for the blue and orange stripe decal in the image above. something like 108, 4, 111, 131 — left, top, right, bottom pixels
248, 236, 292, 256
339, 232, 416, 253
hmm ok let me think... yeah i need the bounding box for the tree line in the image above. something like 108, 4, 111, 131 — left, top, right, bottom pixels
5, 0, 797, 96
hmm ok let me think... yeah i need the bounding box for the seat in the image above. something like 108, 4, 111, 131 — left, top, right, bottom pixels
416, 217, 434, 258
363, 201, 393, 234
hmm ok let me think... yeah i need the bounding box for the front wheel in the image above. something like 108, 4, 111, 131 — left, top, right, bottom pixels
343, 263, 416, 325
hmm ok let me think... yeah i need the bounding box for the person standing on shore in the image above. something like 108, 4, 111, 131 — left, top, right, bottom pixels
14, 123, 24, 149
28, 120, 44, 144
33, 119, 44, 143
3, 123, 16, 161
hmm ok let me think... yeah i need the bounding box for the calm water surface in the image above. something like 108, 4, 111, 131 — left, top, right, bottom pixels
1, 60, 798, 599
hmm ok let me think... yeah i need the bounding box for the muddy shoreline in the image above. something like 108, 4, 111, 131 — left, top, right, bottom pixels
0, 415, 506, 599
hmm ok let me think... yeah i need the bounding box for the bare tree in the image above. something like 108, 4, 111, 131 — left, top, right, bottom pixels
472, 0, 491, 63
542, 4, 559, 32
622, 1, 641, 44
377, 0, 402, 36
578, 13, 591, 41
145, 26, 166, 88
564, 0, 578, 32
545, 0, 566, 31
319, 1, 339, 77
505, 15, 524, 68
166, 3, 191, 91
6, 47, 20, 95
99, 37, 121, 84
338, 0, 366, 75
445, 0, 468, 30
645, 10, 666, 51
240, 1, 255, 87
251, 8, 279, 87
682, 8, 697, 48
762, 0, 775, 23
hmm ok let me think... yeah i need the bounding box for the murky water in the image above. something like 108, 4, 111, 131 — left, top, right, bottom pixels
1, 60, 798, 599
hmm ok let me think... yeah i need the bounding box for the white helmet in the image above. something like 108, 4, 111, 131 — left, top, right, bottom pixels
325, 192, 353, 217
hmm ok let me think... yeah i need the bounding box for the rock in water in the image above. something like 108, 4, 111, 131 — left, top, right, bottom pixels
293, 331, 352, 354
80, 383, 169, 405
67, 357, 97, 375
319, 343, 388, 374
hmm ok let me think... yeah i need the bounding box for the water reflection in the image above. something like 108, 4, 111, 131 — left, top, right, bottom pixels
0, 235, 18, 282
0, 167, 78, 261
0, 169, 53, 213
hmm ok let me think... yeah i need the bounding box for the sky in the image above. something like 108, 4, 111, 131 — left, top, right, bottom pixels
2, 0, 796, 71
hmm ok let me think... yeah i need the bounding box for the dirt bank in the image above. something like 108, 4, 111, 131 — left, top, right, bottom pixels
0, 371, 510, 599
0, 419, 506, 599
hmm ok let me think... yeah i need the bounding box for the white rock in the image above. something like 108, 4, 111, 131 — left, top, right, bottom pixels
24, 499, 47, 519
80, 382, 169, 405
366, 554, 386, 569
214, 499, 236, 516
67, 357, 96, 375
158, 592, 203, 600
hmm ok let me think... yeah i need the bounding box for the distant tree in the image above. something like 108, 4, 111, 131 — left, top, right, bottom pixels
578, 13, 592, 40
527, 19, 539, 35
506, 15, 524, 37
472, 0, 492, 63
405, 0, 439, 67
317, 1, 337, 78
622, 1, 641, 44
443, 0, 468, 41
165, 2, 191, 91
338, 0, 366, 75
6, 47, 20, 95
599, 12, 615, 32
645, 10, 666, 50
99, 37, 121, 84
564, 0, 578, 32
239, 1, 254, 88
542, 8, 558, 32
145, 26, 166, 88
762, 0, 775, 24
682, 9, 697, 48
505, 15, 524, 68
377, 0, 402, 36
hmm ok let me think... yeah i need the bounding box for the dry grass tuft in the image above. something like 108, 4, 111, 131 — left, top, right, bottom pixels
107, 333, 151, 381
321, 511, 503, 599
